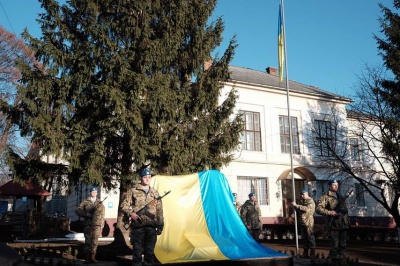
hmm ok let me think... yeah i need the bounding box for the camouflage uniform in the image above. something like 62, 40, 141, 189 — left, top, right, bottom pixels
75, 198, 105, 254
295, 197, 316, 252
120, 184, 164, 266
233, 201, 241, 212
240, 200, 262, 242
316, 191, 350, 261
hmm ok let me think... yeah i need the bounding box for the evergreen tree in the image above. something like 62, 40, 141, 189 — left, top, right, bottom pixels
375, 1, 400, 190
13, 0, 242, 190
376, 1, 400, 116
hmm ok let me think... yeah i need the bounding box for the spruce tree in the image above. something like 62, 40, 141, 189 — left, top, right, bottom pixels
14, 0, 242, 190
370, 1, 400, 229
375, 2, 400, 171
376, 1, 400, 116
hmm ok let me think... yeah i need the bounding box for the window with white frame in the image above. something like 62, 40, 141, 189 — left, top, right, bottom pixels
315, 120, 334, 156
349, 138, 360, 161
239, 111, 262, 151
355, 183, 365, 207
279, 115, 300, 154
237, 176, 269, 205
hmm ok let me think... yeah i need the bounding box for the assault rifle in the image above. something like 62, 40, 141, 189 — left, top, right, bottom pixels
123, 190, 171, 230
97, 196, 108, 206
89, 196, 108, 217
329, 190, 353, 229
334, 190, 352, 216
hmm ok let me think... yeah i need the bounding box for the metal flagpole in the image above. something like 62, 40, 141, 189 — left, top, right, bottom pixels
279, 0, 299, 256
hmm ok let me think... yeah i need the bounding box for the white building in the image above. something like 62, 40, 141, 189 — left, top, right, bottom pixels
219, 66, 393, 227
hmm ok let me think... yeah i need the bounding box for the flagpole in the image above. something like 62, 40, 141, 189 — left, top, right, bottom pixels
279, 0, 299, 256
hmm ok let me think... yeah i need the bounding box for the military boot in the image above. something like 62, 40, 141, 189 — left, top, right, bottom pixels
83, 252, 91, 264
331, 258, 340, 266
90, 252, 98, 263
309, 248, 316, 259
339, 257, 349, 266
299, 249, 309, 258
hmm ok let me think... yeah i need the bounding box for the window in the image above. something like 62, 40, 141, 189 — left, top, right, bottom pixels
349, 138, 360, 161
318, 180, 330, 196
355, 183, 365, 207
237, 176, 269, 205
279, 116, 300, 154
315, 120, 334, 156
240, 111, 262, 151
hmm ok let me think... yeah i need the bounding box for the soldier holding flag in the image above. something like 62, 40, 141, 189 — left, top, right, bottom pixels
292, 188, 316, 258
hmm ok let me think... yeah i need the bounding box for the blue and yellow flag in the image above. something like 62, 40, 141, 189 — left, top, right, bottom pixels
152, 170, 286, 264
278, 3, 285, 81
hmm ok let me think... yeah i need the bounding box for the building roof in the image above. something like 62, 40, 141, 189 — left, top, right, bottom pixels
228, 66, 352, 102
0, 180, 50, 197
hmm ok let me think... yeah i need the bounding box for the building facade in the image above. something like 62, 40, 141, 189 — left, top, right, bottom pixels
219, 66, 394, 227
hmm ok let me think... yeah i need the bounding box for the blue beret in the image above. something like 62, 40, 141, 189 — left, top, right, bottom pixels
301, 188, 309, 194
248, 192, 256, 197
140, 169, 152, 177
89, 187, 97, 192
328, 179, 338, 185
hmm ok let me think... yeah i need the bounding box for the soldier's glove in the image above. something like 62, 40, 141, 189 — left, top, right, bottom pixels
156, 226, 163, 235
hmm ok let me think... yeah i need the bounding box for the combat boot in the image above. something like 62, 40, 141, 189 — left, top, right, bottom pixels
331, 258, 340, 266
90, 252, 99, 263
339, 257, 349, 266
309, 248, 316, 259
83, 252, 91, 264
299, 248, 309, 258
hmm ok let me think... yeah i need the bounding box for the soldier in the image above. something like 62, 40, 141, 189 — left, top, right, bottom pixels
292, 188, 316, 258
240, 192, 262, 242
316, 180, 350, 266
232, 192, 241, 212
120, 169, 164, 266
75, 187, 105, 264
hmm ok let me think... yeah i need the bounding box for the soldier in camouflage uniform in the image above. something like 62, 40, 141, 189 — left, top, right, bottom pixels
75, 187, 105, 264
120, 169, 164, 266
232, 193, 241, 212
292, 188, 316, 258
316, 180, 350, 266
240, 192, 262, 242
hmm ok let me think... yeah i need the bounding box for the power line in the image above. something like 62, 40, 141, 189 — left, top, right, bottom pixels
0, 0, 16, 35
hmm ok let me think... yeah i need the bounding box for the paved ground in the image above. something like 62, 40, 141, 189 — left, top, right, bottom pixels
98, 238, 400, 266
6, 238, 400, 266
265, 239, 400, 266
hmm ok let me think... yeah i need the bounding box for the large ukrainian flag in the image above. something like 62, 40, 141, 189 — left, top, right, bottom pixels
151, 170, 286, 264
